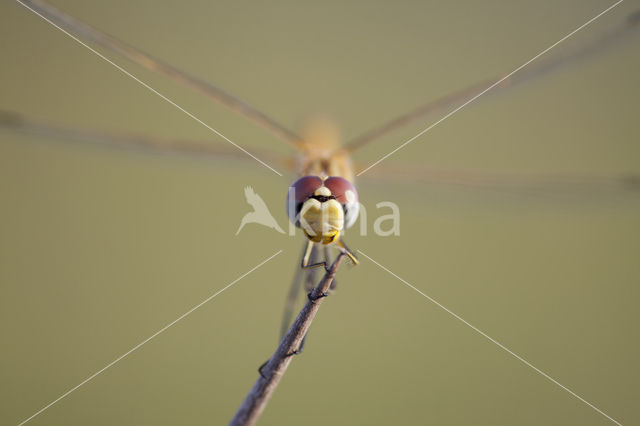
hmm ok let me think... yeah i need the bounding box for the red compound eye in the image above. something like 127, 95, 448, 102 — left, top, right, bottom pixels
324, 176, 359, 229
286, 176, 323, 224
324, 176, 358, 205
289, 176, 323, 202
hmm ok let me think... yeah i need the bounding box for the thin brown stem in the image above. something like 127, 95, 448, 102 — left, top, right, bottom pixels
229, 253, 345, 426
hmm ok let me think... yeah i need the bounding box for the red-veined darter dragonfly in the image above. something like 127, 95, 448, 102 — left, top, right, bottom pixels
2, 0, 640, 397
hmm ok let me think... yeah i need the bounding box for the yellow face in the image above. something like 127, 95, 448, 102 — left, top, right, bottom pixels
298, 186, 344, 244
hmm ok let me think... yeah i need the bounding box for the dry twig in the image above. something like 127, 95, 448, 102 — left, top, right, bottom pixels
229, 253, 345, 426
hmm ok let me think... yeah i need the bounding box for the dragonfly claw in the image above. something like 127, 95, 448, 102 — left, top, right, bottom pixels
258, 360, 269, 379
307, 291, 329, 302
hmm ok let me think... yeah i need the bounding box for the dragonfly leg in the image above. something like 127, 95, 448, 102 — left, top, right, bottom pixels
324, 245, 338, 291
301, 239, 328, 271
306, 246, 335, 300
307, 289, 329, 301
303, 245, 320, 292
258, 359, 269, 378
336, 237, 359, 265
302, 241, 327, 299
257, 336, 307, 378
288, 335, 306, 356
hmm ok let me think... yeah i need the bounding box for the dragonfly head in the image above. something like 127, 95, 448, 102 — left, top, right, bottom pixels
287, 176, 359, 245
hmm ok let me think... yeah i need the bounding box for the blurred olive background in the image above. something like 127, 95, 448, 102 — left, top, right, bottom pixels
1, 1, 639, 425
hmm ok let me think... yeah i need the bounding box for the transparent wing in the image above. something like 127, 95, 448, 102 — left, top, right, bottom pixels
18, 0, 302, 149
359, 162, 640, 199
343, 9, 640, 154
0, 109, 294, 170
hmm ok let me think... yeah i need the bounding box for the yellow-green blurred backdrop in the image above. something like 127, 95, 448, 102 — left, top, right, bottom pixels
1, 1, 639, 425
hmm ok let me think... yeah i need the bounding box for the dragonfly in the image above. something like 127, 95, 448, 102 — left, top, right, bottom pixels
2, 1, 640, 424
5, 0, 640, 340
